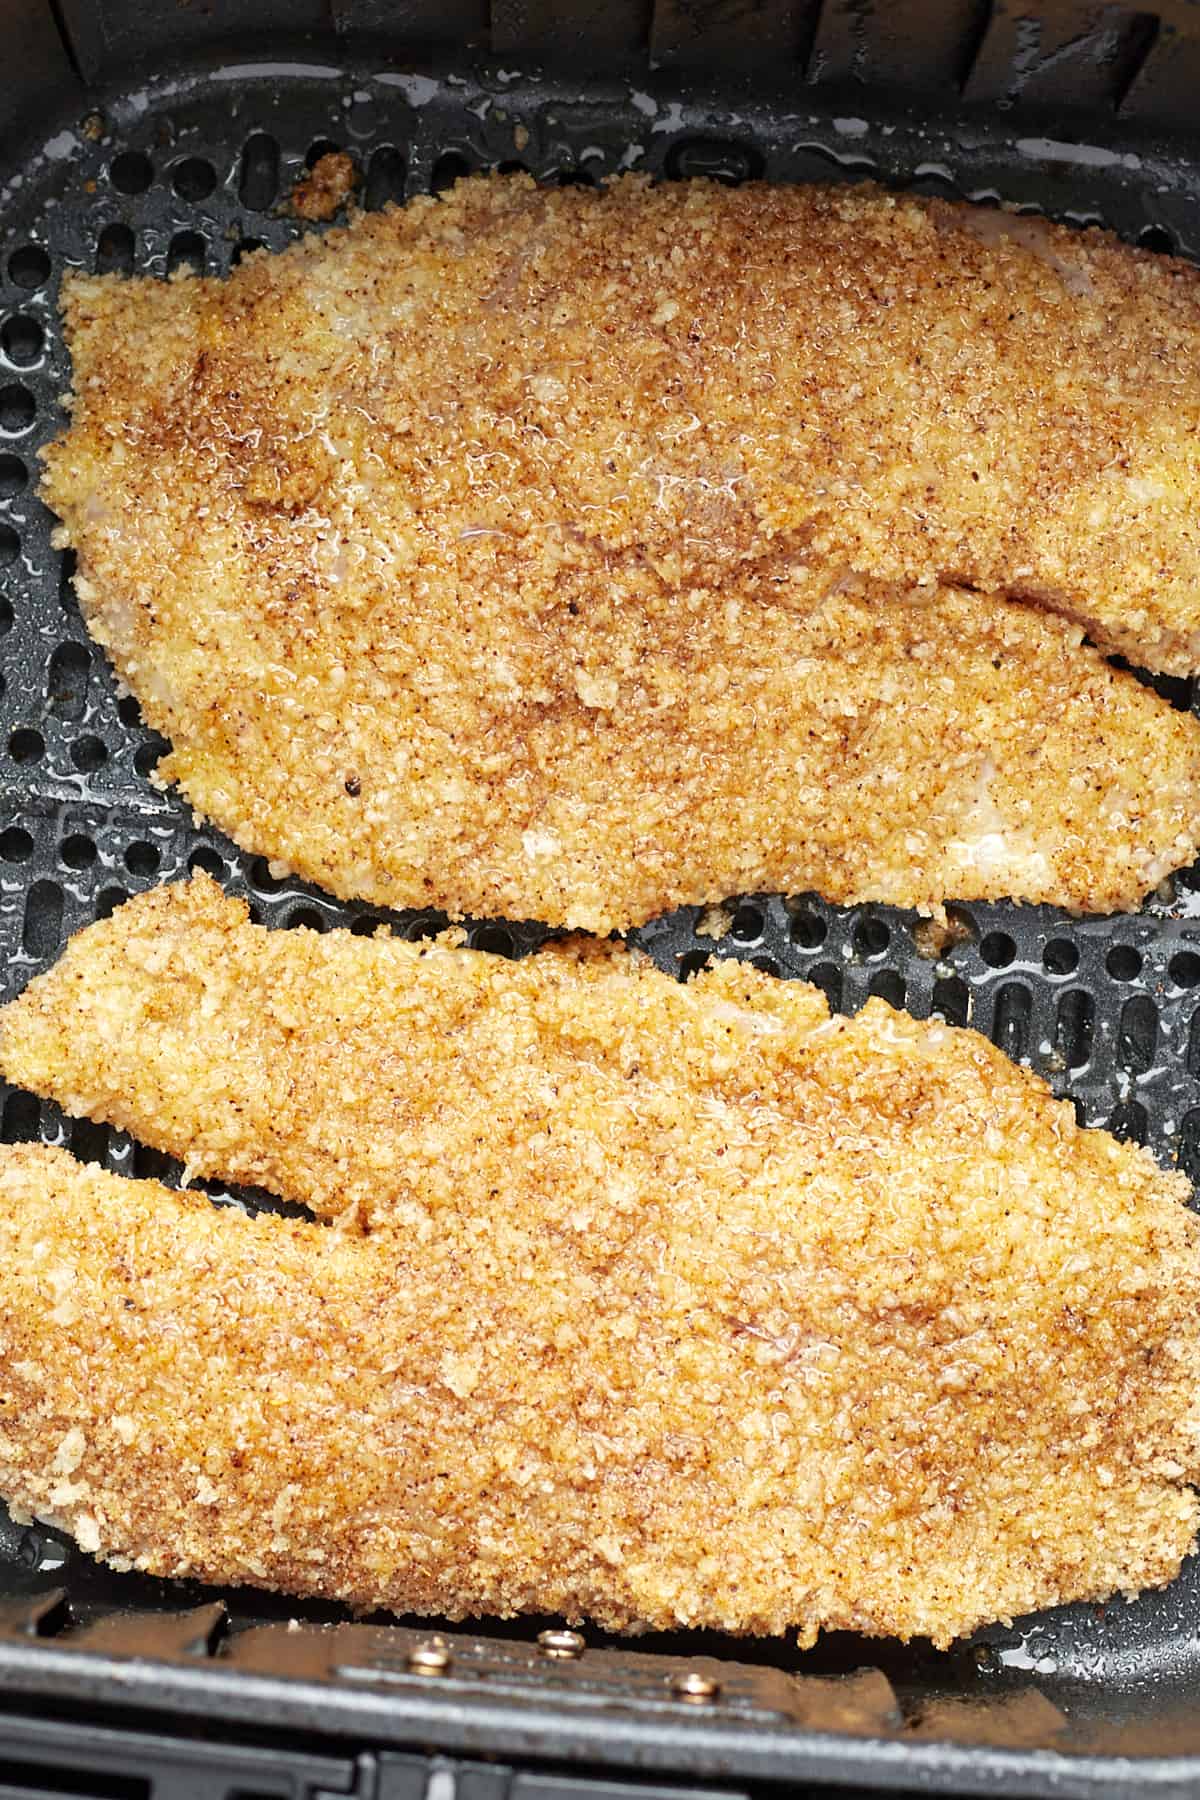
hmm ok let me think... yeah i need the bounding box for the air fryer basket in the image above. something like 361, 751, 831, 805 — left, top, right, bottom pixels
3, 4, 1200, 1796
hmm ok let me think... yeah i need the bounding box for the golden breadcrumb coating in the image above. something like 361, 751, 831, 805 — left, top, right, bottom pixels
0, 876, 1197, 1644
40, 176, 1200, 929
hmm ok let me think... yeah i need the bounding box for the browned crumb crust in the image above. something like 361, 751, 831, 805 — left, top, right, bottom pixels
39, 176, 1200, 929
0, 875, 1197, 1644
289, 150, 358, 222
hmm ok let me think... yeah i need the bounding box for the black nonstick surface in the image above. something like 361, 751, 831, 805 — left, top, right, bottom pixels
2, 48, 1200, 1799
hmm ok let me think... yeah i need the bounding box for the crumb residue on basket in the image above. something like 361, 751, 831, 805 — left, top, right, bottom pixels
289, 150, 358, 221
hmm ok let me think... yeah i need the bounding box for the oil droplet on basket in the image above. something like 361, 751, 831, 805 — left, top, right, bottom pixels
997, 1633, 1058, 1676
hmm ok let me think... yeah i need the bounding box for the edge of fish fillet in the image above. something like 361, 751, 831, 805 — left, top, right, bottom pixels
31, 177, 1200, 927
42, 174, 1200, 683
0, 881, 1198, 1645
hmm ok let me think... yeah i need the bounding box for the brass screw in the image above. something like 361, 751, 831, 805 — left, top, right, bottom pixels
406, 1637, 453, 1676
669, 1669, 721, 1704
537, 1627, 585, 1660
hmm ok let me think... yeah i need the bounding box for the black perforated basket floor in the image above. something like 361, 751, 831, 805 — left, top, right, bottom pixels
4, 32, 1200, 1800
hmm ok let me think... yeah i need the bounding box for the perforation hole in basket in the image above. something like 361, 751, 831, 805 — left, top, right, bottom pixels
0, 454, 26, 497
1, 1089, 39, 1142
8, 727, 42, 765
57, 548, 77, 615
239, 133, 280, 211
132, 1141, 176, 1183
992, 982, 1031, 1060
70, 735, 106, 773
1108, 1099, 1148, 1145
789, 908, 826, 949
676, 948, 710, 982
46, 642, 89, 720
1117, 994, 1158, 1072
167, 231, 207, 275
96, 222, 135, 275
133, 736, 168, 777
0, 826, 32, 863
1042, 938, 1078, 976
730, 902, 764, 943
305, 137, 342, 170
432, 149, 475, 193
1170, 950, 1200, 990
7, 244, 49, 289
807, 963, 842, 1008
932, 975, 969, 1026
365, 145, 407, 211
869, 969, 905, 1009
405, 912, 447, 942
287, 904, 327, 931
1, 317, 43, 367
188, 847, 225, 879
664, 137, 765, 184
124, 841, 160, 878
70, 1117, 108, 1167
59, 832, 95, 870
1178, 1110, 1200, 1184
471, 922, 516, 958
1054, 989, 1095, 1070
172, 156, 216, 202
22, 879, 62, 958
0, 384, 37, 436
110, 150, 153, 195
854, 917, 889, 959
1107, 943, 1143, 981
95, 884, 128, 920
980, 930, 1016, 969
249, 856, 284, 894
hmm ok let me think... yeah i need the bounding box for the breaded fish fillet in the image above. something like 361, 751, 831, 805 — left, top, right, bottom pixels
41, 177, 1200, 929
0, 877, 1198, 1644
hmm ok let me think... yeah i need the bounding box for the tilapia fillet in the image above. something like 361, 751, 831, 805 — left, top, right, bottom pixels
0, 876, 1197, 1644
41, 176, 1200, 929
